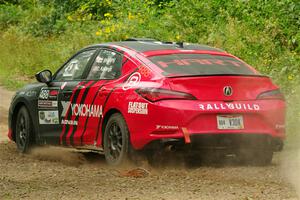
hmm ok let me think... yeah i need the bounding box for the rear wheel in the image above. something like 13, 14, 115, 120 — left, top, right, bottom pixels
15, 106, 34, 153
103, 113, 130, 166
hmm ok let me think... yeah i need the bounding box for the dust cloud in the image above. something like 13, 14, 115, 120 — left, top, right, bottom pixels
280, 86, 300, 197
29, 146, 86, 166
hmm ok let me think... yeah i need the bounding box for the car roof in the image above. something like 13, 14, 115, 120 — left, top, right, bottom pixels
88, 39, 225, 54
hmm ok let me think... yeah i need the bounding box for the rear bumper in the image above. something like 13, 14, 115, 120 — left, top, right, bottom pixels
125, 99, 285, 149
143, 134, 284, 152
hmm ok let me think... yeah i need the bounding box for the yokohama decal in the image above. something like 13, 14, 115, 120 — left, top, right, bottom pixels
68, 81, 98, 146
80, 81, 107, 145
61, 102, 103, 118
71, 103, 102, 117
60, 82, 88, 145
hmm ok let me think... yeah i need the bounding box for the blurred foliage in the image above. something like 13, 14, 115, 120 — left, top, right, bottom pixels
0, 0, 299, 138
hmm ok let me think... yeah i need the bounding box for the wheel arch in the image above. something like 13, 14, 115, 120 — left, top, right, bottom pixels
101, 108, 127, 145
11, 101, 36, 142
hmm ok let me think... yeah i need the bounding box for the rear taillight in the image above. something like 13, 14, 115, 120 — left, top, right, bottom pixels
257, 89, 285, 100
136, 88, 197, 102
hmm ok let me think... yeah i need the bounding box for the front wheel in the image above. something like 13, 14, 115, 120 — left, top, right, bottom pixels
103, 113, 130, 166
15, 106, 34, 153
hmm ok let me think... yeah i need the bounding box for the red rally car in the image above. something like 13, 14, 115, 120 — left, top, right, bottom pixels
8, 38, 285, 165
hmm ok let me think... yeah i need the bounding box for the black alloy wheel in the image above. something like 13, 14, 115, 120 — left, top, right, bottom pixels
103, 113, 129, 166
15, 106, 34, 153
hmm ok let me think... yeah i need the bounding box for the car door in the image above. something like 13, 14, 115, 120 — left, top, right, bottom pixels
67, 48, 124, 147
37, 48, 98, 145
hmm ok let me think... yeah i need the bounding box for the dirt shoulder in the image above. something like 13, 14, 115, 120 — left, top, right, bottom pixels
0, 86, 298, 200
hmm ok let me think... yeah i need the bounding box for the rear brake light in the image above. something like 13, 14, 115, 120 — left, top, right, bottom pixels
136, 88, 197, 102
257, 89, 285, 100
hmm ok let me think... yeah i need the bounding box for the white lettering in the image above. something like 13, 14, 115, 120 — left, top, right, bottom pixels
123, 72, 141, 90
235, 103, 242, 109
226, 103, 234, 109
253, 104, 260, 110
213, 104, 220, 110
199, 103, 261, 111
220, 103, 226, 109
207, 104, 213, 110
199, 104, 205, 110
70, 103, 102, 117
128, 102, 148, 115
61, 119, 78, 125
156, 125, 179, 130
247, 104, 253, 110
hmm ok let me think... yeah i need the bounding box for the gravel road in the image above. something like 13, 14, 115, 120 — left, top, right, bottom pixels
0, 86, 299, 200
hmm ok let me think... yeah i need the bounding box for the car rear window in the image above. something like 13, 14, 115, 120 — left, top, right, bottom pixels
149, 54, 258, 77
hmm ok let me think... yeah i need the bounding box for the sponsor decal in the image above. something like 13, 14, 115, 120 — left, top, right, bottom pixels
138, 65, 151, 77
61, 119, 78, 125
97, 55, 116, 65
100, 66, 113, 72
63, 60, 79, 77
156, 125, 179, 130
19, 91, 37, 97
39, 89, 49, 100
61, 101, 71, 117
39, 111, 59, 124
39, 88, 59, 100
122, 72, 141, 90
25, 91, 37, 97
71, 104, 102, 117
128, 102, 148, 114
61, 101, 102, 118
38, 100, 58, 108
275, 124, 285, 129
199, 103, 260, 111
157, 58, 244, 68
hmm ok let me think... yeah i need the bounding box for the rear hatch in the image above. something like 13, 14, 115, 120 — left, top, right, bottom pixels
148, 52, 277, 100
167, 75, 277, 101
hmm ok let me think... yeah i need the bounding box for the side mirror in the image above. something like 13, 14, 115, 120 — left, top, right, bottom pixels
35, 70, 52, 84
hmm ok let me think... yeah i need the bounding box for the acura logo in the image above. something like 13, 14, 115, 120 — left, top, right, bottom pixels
223, 86, 233, 96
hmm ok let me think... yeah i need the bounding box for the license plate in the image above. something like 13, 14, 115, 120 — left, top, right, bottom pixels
217, 115, 244, 129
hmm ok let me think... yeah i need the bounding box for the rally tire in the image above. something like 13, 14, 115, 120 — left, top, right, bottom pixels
15, 106, 34, 153
103, 113, 130, 166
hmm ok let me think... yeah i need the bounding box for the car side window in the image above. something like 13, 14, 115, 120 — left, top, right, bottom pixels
87, 49, 122, 80
55, 49, 96, 81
